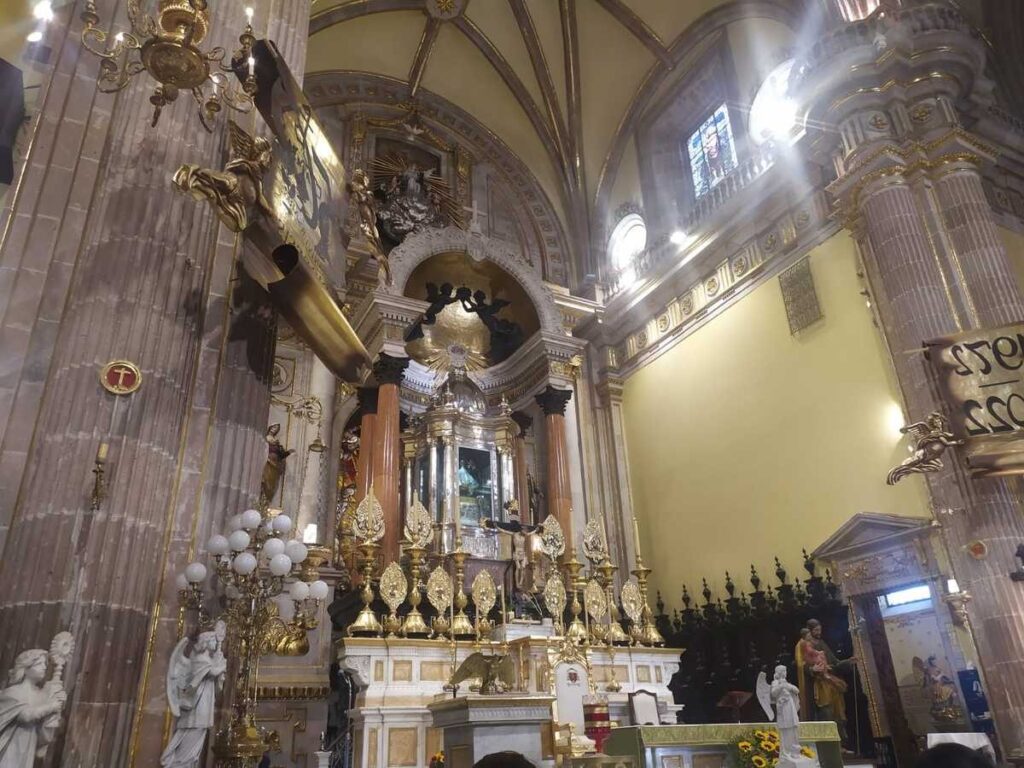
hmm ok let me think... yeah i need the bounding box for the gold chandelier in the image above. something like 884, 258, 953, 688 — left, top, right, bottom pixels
79, 0, 257, 130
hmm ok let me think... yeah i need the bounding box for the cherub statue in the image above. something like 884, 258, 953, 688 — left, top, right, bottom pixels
757, 665, 818, 768
0, 632, 74, 767
261, 423, 294, 505
160, 622, 227, 768
346, 169, 390, 286
173, 120, 274, 233
448, 652, 515, 695
886, 411, 963, 485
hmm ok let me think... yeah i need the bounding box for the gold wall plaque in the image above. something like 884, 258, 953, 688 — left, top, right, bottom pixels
926, 322, 1024, 476
425, 566, 453, 613
100, 360, 142, 395
471, 569, 496, 618
620, 580, 643, 624
380, 562, 408, 612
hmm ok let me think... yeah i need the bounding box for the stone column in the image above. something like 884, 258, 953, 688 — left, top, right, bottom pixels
797, 4, 1024, 753
535, 385, 574, 544
371, 353, 409, 563
296, 356, 337, 539
355, 386, 378, 501
511, 411, 533, 523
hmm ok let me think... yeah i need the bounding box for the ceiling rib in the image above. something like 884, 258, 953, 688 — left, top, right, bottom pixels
594, 0, 673, 68
408, 17, 442, 97
309, 0, 421, 35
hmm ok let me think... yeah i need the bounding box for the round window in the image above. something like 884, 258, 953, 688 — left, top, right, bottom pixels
608, 213, 647, 270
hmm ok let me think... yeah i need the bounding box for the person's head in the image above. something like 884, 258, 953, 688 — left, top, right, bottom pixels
914, 742, 994, 768
800, 628, 810, 640
9, 649, 47, 685
774, 664, 787, 681
473, 752, 536, 768
807, 619, 822, 639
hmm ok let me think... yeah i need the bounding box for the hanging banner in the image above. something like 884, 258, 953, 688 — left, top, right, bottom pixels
926, 322, 1024, 477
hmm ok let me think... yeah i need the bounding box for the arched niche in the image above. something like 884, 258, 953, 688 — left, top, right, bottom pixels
386, 226, 563, 335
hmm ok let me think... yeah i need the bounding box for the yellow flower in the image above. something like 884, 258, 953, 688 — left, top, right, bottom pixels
801, 748, 815, 758
760, 741, 777, 753
771, 760, 779, 767
752, 756, 768, 768
738, 742, 754, 753
753, 730, 769, 740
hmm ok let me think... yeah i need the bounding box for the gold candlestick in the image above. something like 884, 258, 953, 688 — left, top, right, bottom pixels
449, 548, 475, 639
599, 559, 630, 646
401, 545, 431, 637
631, 559, 664, 647
348, 543, 382, 637
563, 549, 588, 645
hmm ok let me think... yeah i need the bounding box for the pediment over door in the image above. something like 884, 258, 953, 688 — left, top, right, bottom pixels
812, 512, 934, 561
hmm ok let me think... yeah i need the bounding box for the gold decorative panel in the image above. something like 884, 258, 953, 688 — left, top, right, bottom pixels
421, 661, 449, 682
636, 665, 651, 683
368, 728, 379, 768
656, 666, 663, 683
374, 660, 385, 682
425, 728, 441, 765
778, 256, 823, 335
388, 727, 418, 767
393, 660, 413, 682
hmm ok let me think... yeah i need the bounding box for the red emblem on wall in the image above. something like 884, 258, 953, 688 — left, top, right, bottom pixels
100, 360, 142, 395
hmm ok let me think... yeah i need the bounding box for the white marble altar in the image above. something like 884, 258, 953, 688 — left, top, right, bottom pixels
428, 695, 556, 768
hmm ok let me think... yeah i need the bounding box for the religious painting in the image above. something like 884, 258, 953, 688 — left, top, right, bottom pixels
457, 446, 492, 526
684, 103, 737, 198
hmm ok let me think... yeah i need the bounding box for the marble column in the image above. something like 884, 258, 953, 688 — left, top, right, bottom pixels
511, 411, 533, 524
371, 353, 409, 563
797, 5, 1024, 753
535, 385, 574, 545
355, 386, 378, 502
296, 356, 337, 539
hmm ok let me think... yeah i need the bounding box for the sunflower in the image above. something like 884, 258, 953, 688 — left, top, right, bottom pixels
738, 742, 754, 753
801, 747, 815, 759
771, 760, 779, 767
752, 755, 768, 767
760, 741, 777, 753
753, 730, 769, 740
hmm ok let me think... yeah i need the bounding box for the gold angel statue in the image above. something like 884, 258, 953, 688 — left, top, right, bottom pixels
886, 412, 963, 485
173, 120, 274, 233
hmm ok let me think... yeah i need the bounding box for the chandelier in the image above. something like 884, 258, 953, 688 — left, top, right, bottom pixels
79, 0, 257, 130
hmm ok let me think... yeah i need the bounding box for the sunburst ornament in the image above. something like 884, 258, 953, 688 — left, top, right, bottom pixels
404, 496, 434, 549
352, 485, 385, 544
425, 0, 467, 21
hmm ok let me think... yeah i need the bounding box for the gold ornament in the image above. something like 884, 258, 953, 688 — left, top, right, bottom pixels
404, 497, 435, 549
620, 580, 643, 624
581, 519, 608, 564
543, 573, 567, 632
584, 579, 608, 621
426, 566, 453, 613
352, 486, 385, 544
471, 569, 497, 638
379, 562, 407, 637
539, 515, 566, 562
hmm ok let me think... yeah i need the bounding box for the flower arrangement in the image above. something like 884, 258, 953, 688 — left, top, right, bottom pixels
429, 751, 445, 768
729, 729, 815, 768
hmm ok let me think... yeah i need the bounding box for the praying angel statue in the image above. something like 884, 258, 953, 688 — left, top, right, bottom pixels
0, 632, 74, 768
757, 665, 820, 768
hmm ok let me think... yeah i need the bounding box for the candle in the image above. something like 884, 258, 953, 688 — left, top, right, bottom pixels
96, 441, 109, 464
303, 523, 318, 544
247, 56, 255, 77
632, 516, 642, 560
245, 6, 254, 22
498, 583, 505, 623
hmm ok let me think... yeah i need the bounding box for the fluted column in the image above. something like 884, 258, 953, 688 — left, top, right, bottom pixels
511, 411, 533, 524
296, 357, 336, 537
371, 353, 408, 563
797, 4, 1024, 752
535, 385, 574, 543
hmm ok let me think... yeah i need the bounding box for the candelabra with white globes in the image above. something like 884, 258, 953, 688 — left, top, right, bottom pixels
177, 507, 330, 767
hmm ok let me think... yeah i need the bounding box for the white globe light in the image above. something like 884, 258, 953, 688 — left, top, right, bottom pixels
175, 573, 188, 590
309, 580, 329, 601
228, 530, 251, 552
269, 553, 293, 577
240, 509, 262, 530
272, 514, 292, 533
184, 562, 207, 583
289, 580, 310, 601
284, 540, 307, 564
228, 514, 243, 531
232, 552, 257, 575
262, 537, 285, 559
207, 534, 229, 556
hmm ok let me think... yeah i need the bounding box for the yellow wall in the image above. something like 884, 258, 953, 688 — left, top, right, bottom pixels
999, 225, 1024, 295
622, 232, 931, 604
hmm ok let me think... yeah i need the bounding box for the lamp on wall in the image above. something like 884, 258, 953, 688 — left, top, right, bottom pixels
78, 0, 257, 130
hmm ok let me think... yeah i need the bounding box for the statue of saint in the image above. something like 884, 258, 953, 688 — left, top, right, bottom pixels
261, 424, 294, 505
482, 500, 540, 596
795, 620, 856, 746
757, 665, 818, 768
160, 623, 227, 768
457, 460, 478, 495
913, 655, 961, 723
0, 633, 74, 768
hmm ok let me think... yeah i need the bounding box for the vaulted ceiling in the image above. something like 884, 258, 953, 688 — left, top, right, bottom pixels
306, 0, 802, 276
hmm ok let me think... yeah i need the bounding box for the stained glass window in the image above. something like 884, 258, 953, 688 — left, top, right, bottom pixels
686, 104, 738, 198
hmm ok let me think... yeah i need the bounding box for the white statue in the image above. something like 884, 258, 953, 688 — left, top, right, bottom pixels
0, 632, 74, 768
757, 665, 819, 768
160, 622, 227, 768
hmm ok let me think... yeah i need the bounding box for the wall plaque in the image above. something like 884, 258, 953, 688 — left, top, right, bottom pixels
926, 322, 1024, 477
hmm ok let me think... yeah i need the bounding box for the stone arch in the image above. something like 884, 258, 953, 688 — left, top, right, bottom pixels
386, 226, 563, 334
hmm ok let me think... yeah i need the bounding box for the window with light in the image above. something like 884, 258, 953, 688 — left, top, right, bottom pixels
685, 104, 738, 198
608, 213, 647, 270
749, 58, 798, 145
